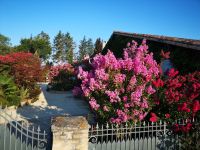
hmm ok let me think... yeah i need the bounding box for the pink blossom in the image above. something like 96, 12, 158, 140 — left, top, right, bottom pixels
105, 50, 120, 70
89, 78, 102, 91
92, 54, 107, 69
131, 86, 144, 102
105, 90, 120, 103
120, 58, 133, 71
129, 75, 136, 85
81, 86, 90, 97
114, 73, 126, 84
89, 98, 100, 111
146, 85, 156, 94
103, 106, 109, 112
140, 100, 149, 108
139, 112, 147, 121
116, 109, 128, 122
78, 67, 88, 80
124, 103, 130, 108
110, 118, 121, 124
122, 96, 128, 102
119, 88, 125, 93
95, 69, 109, 81
133, 110, 140, 116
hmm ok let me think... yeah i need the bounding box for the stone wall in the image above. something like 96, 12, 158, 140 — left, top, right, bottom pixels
51, 116, 89, 150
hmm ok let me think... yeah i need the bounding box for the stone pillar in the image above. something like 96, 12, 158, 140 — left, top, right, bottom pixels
51, 116, 89, 150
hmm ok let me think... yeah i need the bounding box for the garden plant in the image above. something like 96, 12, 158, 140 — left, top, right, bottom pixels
78, 40, 160, 124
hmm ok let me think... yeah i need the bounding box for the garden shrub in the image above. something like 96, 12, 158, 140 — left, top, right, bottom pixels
150, 69, 200, 123
19, 87, 29, 102
0, 52, 43, 101
48, 63, 75, 91
78, 40, 160, 124
178, 123, 200, 150
72, 59, 93, 97
0, 75, 21, 107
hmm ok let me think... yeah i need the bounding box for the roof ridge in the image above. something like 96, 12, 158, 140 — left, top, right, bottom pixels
112, 31, 200, 50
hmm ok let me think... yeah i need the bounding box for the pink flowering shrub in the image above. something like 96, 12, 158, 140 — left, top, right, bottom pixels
78, 40, 160, 124
48, 64, 75, 91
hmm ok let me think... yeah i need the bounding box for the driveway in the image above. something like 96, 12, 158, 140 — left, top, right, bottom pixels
16, 83, 92, 130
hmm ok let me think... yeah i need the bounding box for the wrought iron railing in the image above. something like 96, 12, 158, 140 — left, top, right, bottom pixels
0, 106, 47, 150
88, 119, 199, 150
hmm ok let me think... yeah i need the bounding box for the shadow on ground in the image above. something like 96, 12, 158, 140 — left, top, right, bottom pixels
17, 83, 91, 129
16, 83, 92, 150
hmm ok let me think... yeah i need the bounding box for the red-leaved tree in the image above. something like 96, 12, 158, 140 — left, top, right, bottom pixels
0, 52, 43, 100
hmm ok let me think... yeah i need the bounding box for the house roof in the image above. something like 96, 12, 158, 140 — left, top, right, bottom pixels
107, 31, 200, 51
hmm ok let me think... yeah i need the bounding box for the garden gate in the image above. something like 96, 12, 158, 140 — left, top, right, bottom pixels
0, 106, 48, 150
88, 120, 197, 150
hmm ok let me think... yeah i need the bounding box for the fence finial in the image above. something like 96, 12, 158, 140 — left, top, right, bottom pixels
37, 126, 41, 132
96, 123, 99, 129
106, 123, 109, 128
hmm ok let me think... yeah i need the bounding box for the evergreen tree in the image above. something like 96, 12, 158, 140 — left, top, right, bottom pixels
53, 31, 75, 63
53, 31, 65, 63
78, 36, 94, 61
36, 31, 50, 41
78, 36, 88, 61
0, 34, 11, 55
87, 38, 94, 56
64, 32, 75, 64
94, 38, 103, 54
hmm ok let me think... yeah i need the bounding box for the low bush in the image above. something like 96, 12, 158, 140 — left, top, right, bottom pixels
48, 63, 75, 91
149, 70, 200, 123
0, 75, 21, 107
0, 52, 43, 101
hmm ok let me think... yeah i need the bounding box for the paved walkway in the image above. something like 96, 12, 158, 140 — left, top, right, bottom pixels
16, 83, 91, 130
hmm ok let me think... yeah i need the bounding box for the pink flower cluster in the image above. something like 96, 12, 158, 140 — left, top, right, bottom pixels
48, 64, 74, 82
78, 40, 160, 124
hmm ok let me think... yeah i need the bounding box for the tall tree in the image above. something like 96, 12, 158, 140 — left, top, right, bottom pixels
78, 36, 94, 61
78, 36, 87, 61
53, 31, 75, 64
53, 31, 65, 63
0, 34, 11, 55
15, 31, 52, 61
35, 31, 52, 61
64, 33, 75, 64
87, 38, 94, 56
94, 38, 103, 54
36, 31, 50, 41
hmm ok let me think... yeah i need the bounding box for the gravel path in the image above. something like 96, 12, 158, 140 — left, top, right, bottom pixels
16, 83, 91, 130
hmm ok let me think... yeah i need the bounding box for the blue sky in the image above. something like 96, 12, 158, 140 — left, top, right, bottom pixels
0, 0, 200, 47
